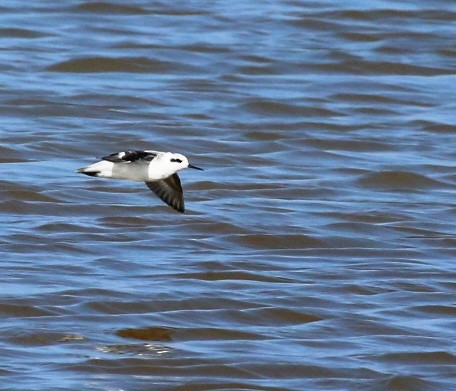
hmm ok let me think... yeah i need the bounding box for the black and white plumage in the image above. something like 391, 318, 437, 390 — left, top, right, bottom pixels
76, 150, 203, 213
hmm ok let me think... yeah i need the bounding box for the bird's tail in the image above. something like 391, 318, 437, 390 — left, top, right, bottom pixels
76, 160, 114, 178
76, 166, 100, 177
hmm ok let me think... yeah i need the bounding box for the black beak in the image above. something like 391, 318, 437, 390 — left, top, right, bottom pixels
188, 164, 203, 171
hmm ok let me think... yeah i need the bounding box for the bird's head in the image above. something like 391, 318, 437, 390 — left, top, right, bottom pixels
167, 153, 203, 172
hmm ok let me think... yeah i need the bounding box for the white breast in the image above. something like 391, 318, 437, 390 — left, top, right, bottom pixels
147, 158, 176, 180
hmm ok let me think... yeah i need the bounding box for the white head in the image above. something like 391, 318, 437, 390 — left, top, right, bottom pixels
162, 152, 203, 174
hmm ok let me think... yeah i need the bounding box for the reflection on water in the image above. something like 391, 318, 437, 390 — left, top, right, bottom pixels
0, 1, 455, 390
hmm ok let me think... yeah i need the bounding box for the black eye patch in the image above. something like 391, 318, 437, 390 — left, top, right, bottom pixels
170, 158, 182, 163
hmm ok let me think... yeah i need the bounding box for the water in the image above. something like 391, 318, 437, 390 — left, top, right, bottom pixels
1, 1, 455, 390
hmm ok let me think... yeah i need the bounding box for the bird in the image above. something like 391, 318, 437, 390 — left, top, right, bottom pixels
77, 150, 203, 213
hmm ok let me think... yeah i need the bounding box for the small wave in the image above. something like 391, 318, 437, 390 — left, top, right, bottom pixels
178, 271, 292, 283
236, 233, 325, 249
96, 343, 172, 356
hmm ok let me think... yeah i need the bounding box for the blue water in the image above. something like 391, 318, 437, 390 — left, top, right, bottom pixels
0, 1, 455, 390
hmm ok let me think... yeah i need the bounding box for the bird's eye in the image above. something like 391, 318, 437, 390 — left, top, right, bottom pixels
170, 158, 182, 163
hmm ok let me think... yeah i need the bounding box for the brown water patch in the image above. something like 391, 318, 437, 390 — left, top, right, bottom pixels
47, 56, 197, 73
339, 32, 381, 42
170, 383, 279, 391
377, 351, 456, 365
322, 60, 453, 76
237, 65, 279, 76
414, 120, 456, 133
357, 170, 446, 190
178, 44, 232, 54
98, 216, 152, 227
411, 305, 456, 316
72, 2, 148, 14
339, 284, 385, 296
246, 307, 323, 326
332, 93, 432, 107
8, 331, 85, 346
0, 28, 49, 38
242, 100, 342, 117
0, 146, 33, 163
244, 131, 285, 141
328, 9, 455, 22
376, 375, 439, 391
179, 327, 266, 341
117, 326, 173, 341
0, 304, 56, 317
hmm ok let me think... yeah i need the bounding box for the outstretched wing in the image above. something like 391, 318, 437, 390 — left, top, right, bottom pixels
102, 150, 157, 163
145, 173, 185, 213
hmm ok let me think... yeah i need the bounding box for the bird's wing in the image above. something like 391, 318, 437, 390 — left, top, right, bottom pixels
102, 150, 157, 163
145, 173, 185, 213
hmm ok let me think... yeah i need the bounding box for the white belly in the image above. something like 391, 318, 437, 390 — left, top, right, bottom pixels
84, 158, 177, 182
111, 162, 149, 181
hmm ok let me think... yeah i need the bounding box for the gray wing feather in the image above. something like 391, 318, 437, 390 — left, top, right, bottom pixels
145, 173, 185, 213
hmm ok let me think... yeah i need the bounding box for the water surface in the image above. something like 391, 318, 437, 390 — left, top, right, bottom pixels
0, 1, 455, 390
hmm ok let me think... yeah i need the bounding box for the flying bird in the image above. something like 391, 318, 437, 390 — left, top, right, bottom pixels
77, 150, 203, 213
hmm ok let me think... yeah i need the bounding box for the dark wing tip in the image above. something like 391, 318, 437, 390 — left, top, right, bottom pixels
145, 174, 185, 213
